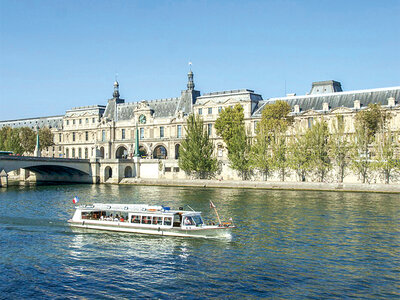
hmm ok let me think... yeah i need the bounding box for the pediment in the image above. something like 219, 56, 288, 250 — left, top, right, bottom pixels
330, 107, 353, 114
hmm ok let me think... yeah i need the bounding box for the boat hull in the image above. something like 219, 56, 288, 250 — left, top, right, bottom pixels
68, 220, 232, 239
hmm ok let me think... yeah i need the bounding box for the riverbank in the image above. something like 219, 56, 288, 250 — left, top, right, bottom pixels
119, 178, 400, 193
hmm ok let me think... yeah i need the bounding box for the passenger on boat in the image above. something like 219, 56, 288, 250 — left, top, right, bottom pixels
100, 215, 104, 221
184, 217, 192, 225
120, 216, 124, 222
114, 214, 119, 222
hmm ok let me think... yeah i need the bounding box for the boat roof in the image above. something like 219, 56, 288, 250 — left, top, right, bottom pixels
76, 203, 200, 214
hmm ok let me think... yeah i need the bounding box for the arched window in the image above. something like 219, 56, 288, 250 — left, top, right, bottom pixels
139, 145, 148, 158
116, 146, 128, 159
153, 145, 167, 159
66, 148, 69, 158
175, 144, 180, 159
72, 148, 75, 158
99, 147, 105, 159
85, 148, 88, 159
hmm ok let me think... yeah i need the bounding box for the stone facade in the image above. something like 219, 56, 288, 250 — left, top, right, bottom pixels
1, 72, 399, 182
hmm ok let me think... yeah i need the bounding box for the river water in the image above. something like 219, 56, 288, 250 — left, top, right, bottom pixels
0, 184, 399, 299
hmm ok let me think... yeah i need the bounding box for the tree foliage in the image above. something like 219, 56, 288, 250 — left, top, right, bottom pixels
351, 104, 385, 183
329, 115, 352, 183
250, 101, 293, 181
215, 104, 251, 179
178, 114, 218, 179
19, 127, 36, 154
39, 127, 54, 150
306, 120, 331, 182
288, 130, 310, 182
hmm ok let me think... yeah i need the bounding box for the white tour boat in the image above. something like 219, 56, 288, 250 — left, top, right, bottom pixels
68, 203, 235, 238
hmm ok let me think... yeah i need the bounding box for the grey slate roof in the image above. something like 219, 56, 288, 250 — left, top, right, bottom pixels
0, 115, 64, 129
253, 86, 400, 117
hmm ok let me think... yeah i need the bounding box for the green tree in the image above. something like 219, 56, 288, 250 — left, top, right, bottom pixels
373, 117, 399, 184
250, 125, 272, 180
329, 115, 352, 183
178, 114, 218, 179
19, 127, 36, 154
307, 120, 331, 182
351, 104, 384, 183
4, 128, 24, 154
0, 127, 12, 150
251, 100, 293, 181
39, 127, 54, 150
215, 104, 251, 179
288, 130, 310, 182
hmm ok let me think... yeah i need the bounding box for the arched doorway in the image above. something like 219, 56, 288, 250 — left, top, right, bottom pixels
104, 166, 112, 181
116, 146, 128, 159
153, 145, 167, 159
139, 145, 148, 158
124, 166, 133, 178
175, 144, 180, 159
99, 147, 105, 159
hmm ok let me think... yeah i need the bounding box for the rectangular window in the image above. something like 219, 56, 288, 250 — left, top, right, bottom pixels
160, 126, 164, 138
152, 216, 163, 225
165, 167, 172, 172
218, 106, 222, 113
102, 130, 106, 141
66, 120, 69, 125
72, 132, 76, 142
141, 216, 151, 224
208, 107, 212, 114
59, 133, 62, 142
177, 125, 182, 138
85, 118, 89, 124
163, 217, 172, 226
79, 119, 82, 125
122, 129, 125, 140
198, 108, 202, 115
207, 124, 212, 136
131, 215, 141, 224
92, 117, 95, 123
85, 131, 89, 141
308, 117, 313, 129
73, 120, 75, 125
78, 148, 82, 158
254, 121, 259, 132
140, 128, 144, 139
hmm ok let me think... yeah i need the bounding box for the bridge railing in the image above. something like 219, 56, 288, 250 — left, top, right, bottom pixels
0, 156, 90, 163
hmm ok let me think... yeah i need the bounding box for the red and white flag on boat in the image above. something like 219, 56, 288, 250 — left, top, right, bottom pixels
210, 200, 216, 209
72, 196, 79, 204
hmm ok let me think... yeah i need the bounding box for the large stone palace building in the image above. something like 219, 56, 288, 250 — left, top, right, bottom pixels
1, 72, 399, 181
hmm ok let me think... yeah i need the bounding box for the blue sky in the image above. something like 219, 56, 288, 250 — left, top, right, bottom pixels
1, 0, 399, 120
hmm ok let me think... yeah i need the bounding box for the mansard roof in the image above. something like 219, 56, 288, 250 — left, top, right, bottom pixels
253, 86, 400, 117
0, 115, 64, 129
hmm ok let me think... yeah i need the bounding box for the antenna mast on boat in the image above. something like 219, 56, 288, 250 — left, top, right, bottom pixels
210, 201, 221, 225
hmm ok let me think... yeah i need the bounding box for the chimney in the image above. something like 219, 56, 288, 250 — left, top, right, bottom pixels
354, 100, 361, 110
294, 104, 300, 113
322, 102, 329, 112
388, 97, 395, 107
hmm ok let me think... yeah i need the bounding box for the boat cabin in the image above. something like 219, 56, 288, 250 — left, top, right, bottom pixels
73, 203, 205, 229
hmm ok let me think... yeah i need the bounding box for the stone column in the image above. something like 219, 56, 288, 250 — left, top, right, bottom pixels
134, 157, 140, 178
0, 170, 8, 187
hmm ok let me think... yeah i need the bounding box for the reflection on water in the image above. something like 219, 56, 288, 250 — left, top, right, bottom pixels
0, 184, 399, 299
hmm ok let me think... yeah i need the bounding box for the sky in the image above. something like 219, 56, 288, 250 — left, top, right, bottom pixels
0, 0, 399, 120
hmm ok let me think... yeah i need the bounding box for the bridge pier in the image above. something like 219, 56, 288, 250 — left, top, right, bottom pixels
0, 170, 8, 187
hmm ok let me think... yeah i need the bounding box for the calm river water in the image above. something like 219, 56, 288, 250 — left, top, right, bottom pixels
0, 184, 399, 299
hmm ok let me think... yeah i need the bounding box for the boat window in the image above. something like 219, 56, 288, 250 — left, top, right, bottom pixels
131, 215, 141, 224
152, 216, 162, 225
164, 217, 172, 226
183, 216, 194, 226
192, 215, 204, 226
141, 216, 152, 224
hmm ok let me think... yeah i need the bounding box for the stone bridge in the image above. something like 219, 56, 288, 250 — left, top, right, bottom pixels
0, 156, 96, 186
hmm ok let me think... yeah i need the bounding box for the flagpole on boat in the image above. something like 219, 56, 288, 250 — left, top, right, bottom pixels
210, 201, 221, 226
